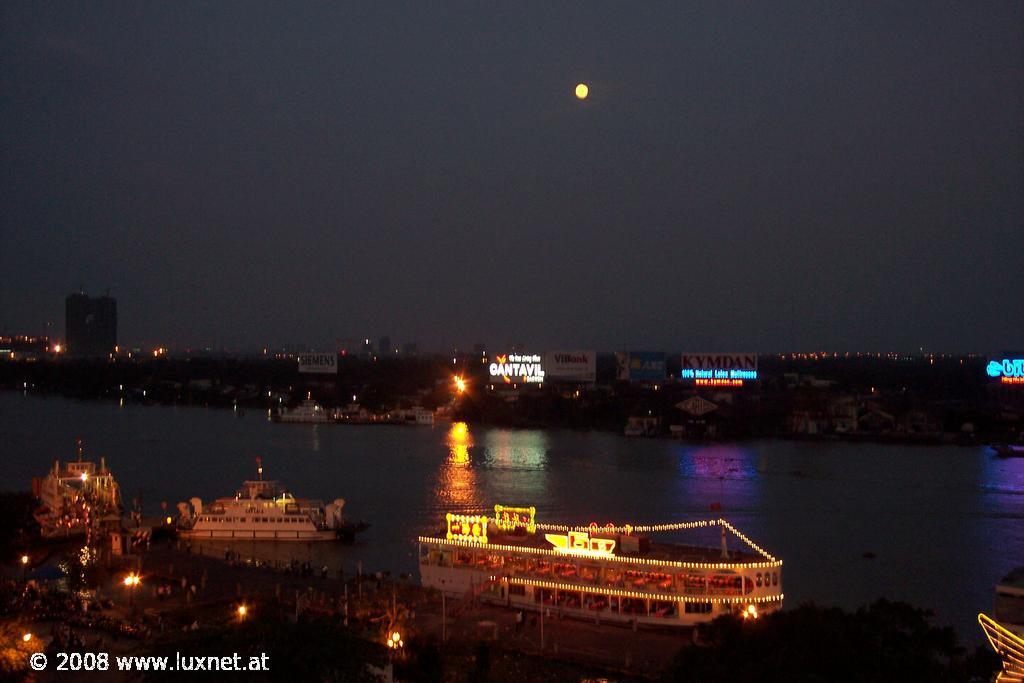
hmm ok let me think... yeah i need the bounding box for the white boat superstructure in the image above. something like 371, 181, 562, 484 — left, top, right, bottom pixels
176, 462, 349, 542
32, 448, 122, 539
276, 394, 330, 423
420, 506, 783, 628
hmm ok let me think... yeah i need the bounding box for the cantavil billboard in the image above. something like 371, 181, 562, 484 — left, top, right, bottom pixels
616, 351, 666, 382
680, 353, 758, 386
489, 353, 545, 384
297, 352, 338, 374
543, 350, 596, 383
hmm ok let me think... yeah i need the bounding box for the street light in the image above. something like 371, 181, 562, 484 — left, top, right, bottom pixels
22, 632, 32, 643
454, 375, 466, 394
237, 604, 248, 620
386, 630, 403, 650
123, 573, 141, 606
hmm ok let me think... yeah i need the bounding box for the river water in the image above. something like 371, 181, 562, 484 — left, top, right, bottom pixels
2, 392, 1021, 642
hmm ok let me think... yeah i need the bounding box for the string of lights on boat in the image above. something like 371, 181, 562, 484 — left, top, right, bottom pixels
415, 518, 782, 573
531, 518, 778, 564
499, 577, 785, 605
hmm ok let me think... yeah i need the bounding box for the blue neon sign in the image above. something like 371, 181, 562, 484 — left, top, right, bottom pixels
987, 358, 1024, 378
680, 368, 758, 380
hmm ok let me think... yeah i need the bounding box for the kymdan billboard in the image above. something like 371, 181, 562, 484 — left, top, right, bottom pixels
680, 353, 758, 386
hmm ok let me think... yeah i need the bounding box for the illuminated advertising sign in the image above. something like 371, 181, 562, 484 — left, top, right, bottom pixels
446, 513, 488, 544
297, 352, 338, 374
616, 351, 667, 382
987, 357, 1024, 385
544, 530, 616, 557
489, 354, 545, 384
494, 504, 536, 533
543, 350, 596, 383
680, 353, 758, 386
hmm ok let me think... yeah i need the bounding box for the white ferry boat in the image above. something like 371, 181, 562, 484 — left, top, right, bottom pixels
176, 460, 364, 541
32, 443, 122, 539
419, 506, 783, 628
275, 394, 330, 423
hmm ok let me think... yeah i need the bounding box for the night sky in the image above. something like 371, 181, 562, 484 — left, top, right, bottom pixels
2, 3, 1021, 352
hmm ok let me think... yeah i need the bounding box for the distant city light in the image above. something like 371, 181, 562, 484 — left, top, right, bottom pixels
575, 83, 589, 99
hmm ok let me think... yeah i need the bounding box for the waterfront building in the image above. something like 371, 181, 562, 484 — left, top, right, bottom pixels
65, 291, 117, 358
0, 335, 50, 361
420, 508, 783, 628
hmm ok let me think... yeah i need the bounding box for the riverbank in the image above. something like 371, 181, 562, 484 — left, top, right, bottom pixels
2, 353, 1021, 445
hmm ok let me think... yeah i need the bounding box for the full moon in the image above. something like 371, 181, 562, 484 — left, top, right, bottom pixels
575, 83, 589, 100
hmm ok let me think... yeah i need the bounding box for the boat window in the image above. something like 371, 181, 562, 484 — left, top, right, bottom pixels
605, 568, 624, 587
756, 573, 763, 587
508, 584, 526, 596
772, 573, 778, 586
684, 601, 713, 614
583, 592, 608, 611
579, 564, 600, 584
679, 572, 706, 594
554, 562, 577, 579
652, 600, 678, 618
708, 575, 742, 596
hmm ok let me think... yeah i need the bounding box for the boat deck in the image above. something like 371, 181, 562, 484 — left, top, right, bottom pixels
459, 529, 764, 565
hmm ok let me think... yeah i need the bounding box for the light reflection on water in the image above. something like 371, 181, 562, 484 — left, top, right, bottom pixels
1, 393, 1022, 643
436, 421, 478, 510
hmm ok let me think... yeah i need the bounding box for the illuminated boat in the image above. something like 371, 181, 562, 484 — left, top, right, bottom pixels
176, 459, 365, 542
275, 394, 330, 423
32, 443, 122, 539
994, 444, 1024, 459
979, 568, 1024, 682
419, 506, 783, 627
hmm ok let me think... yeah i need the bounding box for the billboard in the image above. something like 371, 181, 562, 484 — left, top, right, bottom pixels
543, 350, 596, 383
616, 351, 666, 382
680, 353, 758, 386
987, 355, 1024, 385
297, 352, 338, 374
489, 353, 545, 384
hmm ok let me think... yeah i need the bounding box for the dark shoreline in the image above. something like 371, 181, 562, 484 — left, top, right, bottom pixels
2, 353, 1020, 446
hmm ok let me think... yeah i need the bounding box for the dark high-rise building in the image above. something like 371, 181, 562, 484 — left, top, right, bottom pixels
65, 292, 117, 358
378, 336, 392, 356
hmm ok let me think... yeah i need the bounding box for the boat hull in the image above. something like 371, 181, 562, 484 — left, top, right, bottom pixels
179, 528, 337, 542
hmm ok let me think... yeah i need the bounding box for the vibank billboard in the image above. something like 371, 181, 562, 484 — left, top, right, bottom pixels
680, 353, 758, 387
489, 353, 545, 385
987, 356, 1024, 385
543, 350, 596, 383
